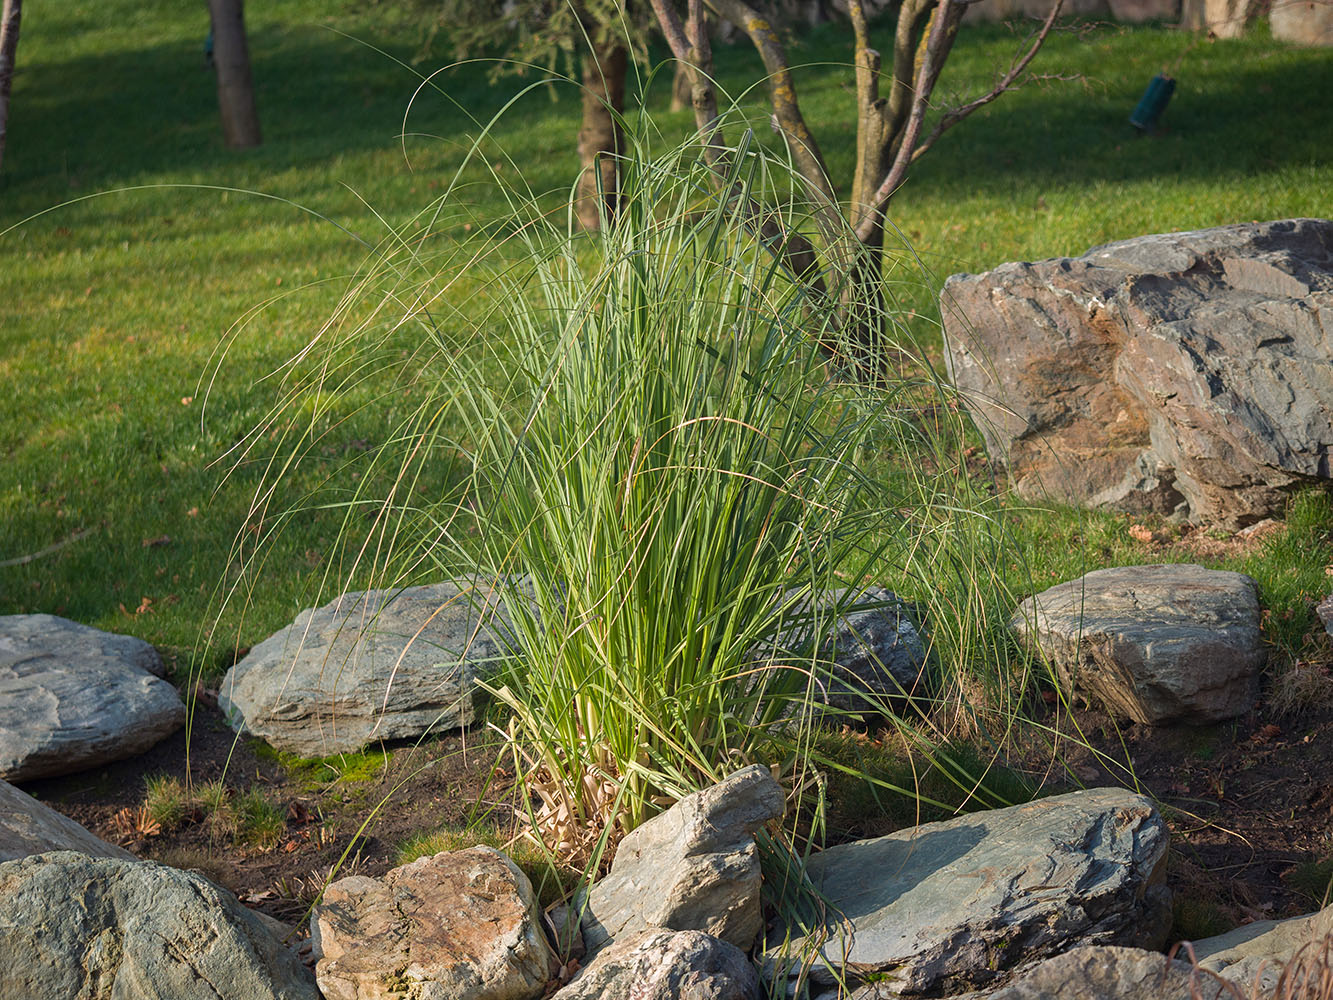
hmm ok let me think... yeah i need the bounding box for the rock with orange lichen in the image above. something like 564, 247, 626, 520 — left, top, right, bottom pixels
310, 846, 557, 1000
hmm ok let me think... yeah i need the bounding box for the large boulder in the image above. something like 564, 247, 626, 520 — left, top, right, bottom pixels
220, 581, 516, 756
0, 851, 319, 999
554, 929, 760, 1000
0, 614, 184, 780
580, 764, 785, 956
1011, 564, 1265, 725
309, 846, 557, 1000
1270, 0, 1333, 45
0, 779, 136, 863
943, 219, 1333, 528
768, 787, 1171, 996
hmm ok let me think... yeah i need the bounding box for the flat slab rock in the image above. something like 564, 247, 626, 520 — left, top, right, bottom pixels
0, 779, 136, 863
943, 218, 1333, 528
768, 787, 1171, 996
310, 846, 555, 1000
220, 581, 515, 757
0, 851, 319, 1000
0, 614, 184, 781
1012, 564, 1264, 725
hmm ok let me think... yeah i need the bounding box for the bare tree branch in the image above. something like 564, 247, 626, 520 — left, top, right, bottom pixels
911, 0, 1068, 163
650, 0, 724, 156
854, 0, 1065, 244
706, 0, 836, 206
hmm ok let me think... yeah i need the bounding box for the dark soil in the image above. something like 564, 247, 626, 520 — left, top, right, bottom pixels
18, 707, 517, 930
1040, 699, 1333, 934
16, 676, 1333, 945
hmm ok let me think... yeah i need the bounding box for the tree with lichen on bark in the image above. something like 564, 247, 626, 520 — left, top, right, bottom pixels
0, 0, 21, 176
427, 0, 655, 231
648, 0, 1067, 373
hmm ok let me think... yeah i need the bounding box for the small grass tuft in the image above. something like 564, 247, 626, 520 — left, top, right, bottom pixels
1284, 857, 1333, 909
142, 775, 190, 832
235, 788, 287, 849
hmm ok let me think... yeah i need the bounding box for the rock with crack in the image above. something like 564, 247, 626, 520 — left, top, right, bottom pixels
0, 850, 319, 999
0, 779, 136, 863
0, 614, 184, 780
766, 787, 1171, 997
553, 929, 760, 1000
309, 846, 557, 1000
579, 764, 785, 957
943, 218, 1333, 528
220, 581, 519, 756
1011, 564, 1264, 725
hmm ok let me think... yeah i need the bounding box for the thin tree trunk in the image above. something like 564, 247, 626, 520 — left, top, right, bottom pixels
0, 0, 21, 175
669, 59, 692, 112
575, 39, 627, 232
207, 0, 261, 149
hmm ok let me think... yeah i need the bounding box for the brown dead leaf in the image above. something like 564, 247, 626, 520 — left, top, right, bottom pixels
1251, 723, 1282, 745
141, 534, 171, 548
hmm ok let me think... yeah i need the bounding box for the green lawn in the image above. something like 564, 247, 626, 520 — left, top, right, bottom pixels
3, 0, 1330, 682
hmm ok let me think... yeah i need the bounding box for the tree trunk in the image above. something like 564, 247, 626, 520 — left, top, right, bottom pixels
0, 0, 21, 176
670, 60, 692, 112
575, 39, 627, 232
207, 0, 261, 149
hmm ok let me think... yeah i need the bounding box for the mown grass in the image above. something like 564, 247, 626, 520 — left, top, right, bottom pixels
3, 0, 1330, 689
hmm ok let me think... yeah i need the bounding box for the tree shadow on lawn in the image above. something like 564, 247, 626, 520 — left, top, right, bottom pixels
2, 24, 575, 213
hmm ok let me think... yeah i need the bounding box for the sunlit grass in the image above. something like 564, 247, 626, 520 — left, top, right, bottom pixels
3, 0, 1328, 697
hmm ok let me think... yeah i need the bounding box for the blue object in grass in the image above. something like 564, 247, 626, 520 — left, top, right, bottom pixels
1130, 74, 1176, 132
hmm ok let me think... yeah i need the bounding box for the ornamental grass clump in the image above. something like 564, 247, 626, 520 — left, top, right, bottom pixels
223, 96, 1037, 866
424, 129, 976, 862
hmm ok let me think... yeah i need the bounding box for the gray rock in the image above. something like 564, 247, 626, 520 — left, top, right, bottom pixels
984, 946, 1199, 1000
770, 587, 930, 721
0, 779, 136, 863
1012, 564, 1264, 725
1189, 903, 1333, 993
943, 219, 1333, 528
0, 614, 184, 780
580, 764, 785, 956
768, 787, 1171, 996
1271, 0, 1333, 45
220, 581, 516, 756
1317, 593, 1333, 639
554, 929, 759, 1000
310, 846, 556, 1000
0, 850, 319, 999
